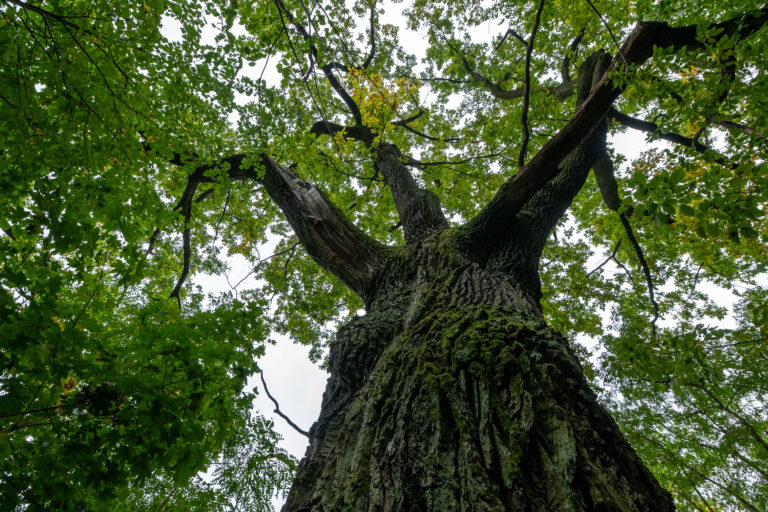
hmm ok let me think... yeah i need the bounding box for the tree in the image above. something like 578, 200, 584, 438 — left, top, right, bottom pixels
1, 0, 767, 510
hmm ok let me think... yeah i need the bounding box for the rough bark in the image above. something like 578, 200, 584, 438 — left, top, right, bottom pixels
259, 155, 382, 298
282, 230, 674, 511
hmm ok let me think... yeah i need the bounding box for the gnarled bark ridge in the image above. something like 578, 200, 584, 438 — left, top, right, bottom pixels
283, 230, 673, 511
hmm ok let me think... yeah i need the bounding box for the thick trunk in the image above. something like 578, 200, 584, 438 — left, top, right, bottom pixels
282, 230, 674, 511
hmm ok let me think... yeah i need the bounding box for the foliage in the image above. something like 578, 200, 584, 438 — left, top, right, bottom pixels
1, 0, 767, 510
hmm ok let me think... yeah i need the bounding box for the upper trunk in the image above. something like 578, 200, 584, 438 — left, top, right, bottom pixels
282, 230, 674, 511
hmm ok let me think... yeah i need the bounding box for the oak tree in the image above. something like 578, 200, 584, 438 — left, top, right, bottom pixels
1, 0, 767, 510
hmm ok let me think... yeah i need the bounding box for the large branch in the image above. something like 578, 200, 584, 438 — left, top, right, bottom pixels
464, 6, 768, 247
158, 150, 382, 300
259, 155, 381, 297
375, 144, 448, 245
497, 50, 611, 270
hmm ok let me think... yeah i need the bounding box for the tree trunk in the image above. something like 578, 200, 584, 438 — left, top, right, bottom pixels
282, 229, 674, 511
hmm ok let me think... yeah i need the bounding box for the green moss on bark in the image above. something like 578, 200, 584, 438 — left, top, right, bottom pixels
283, 231, 674, 512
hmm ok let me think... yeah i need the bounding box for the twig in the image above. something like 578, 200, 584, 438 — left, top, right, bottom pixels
0, 470, 50, 511
518, 0, 546, 167
583, 0, 626, 64
259, 372, 309, 438
587, 239, 622, 276
212, 187, 231, 245
7, 0, 81, 31
273, 0, 363, 126
395, 122, 460, 143
154, 488, 178, 512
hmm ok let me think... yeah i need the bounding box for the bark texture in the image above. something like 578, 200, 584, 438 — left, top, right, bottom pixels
282, 231, 674, 511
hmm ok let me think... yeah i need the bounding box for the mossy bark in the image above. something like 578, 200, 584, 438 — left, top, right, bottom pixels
282, 231, 674, 511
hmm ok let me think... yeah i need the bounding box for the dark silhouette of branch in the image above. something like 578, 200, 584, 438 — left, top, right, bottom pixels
402, 75, 471, 85
611, 109, 708, 150
640, 433, 761, 512
0, 470, 50, 511
584, 0, 626, 64
561, 28, 586, 85
6, 0, 82, 31
447, 39, 525, 100
714, 119, 766, 139
619, 212, 660, 336
592, 149, 659, 333
392, 108, 425, 126
259, 372, 309, 438
309, 120, 376, 146
518, 0, 546, 168
395, 122, 461, 143
0, 401, 79, 419
169, 176, 202, 305
451, 29, 584, 102
495, 28, 528, 50
212, 187, 231, 244
610, 109, 736, 168
310, 104, 457, 145
688, 382, 768, 455
362, 3, 376, 69
272, 0, 363, 126
405, 152, 501, 171
468, 6, 768, 245
587, 239, 622, 277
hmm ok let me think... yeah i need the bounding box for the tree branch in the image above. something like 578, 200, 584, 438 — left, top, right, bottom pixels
309, 120, 376, 146
464, 6, 768, 246
495, 28, 528, 50
150, 147, 382, 301
611, 110, 708, 152
587, 239, 622, 277
169, 177, 199, 304
482, 50, 612, 268
713, 119, 766, 139
610, 109, 736, 168
518, 0, 546, 168
361, 3, 376, 69
584, 0, 626, 64
619, 212, 660, 336
272, 0, 364, 126
6, 0, 83, 32
260, 154, 382, 298
561, 28, 585, 85
259, 372, 309, 438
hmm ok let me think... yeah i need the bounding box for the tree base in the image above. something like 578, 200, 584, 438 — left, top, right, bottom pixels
284, 301, 674, 511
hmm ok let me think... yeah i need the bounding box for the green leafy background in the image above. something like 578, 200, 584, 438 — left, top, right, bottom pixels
1, 0, 766, 510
